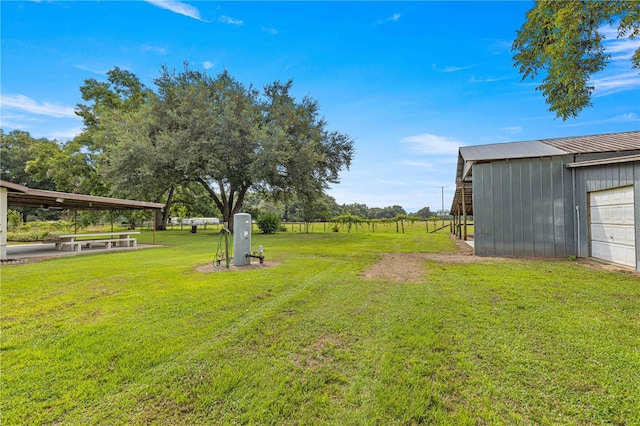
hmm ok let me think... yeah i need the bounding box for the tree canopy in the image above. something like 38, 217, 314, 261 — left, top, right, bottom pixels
0, 130, 56, 190
95, 64, 354, 231
512, 0, 640, 120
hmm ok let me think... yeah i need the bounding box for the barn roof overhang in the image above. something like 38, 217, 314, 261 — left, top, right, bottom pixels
0, 180, 165, 211
565, 154, 640, 168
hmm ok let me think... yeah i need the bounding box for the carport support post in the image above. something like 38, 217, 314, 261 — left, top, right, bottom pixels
153, 210, 157, 245
462, 184, 468, 241
0, 187, 7, 260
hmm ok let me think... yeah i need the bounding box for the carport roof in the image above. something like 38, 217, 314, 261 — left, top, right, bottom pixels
1, 180, 165, 210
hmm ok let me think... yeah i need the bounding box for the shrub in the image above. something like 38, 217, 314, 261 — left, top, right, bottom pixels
7, 210, 22, 231
6, 220, 75, 242
257, 213, 281, 234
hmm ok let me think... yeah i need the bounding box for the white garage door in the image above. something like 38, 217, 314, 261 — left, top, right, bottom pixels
589, 186, 636, 268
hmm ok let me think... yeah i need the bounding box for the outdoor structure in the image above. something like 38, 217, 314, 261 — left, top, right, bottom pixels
451, 131, 640, 271
0, 180, 165, 261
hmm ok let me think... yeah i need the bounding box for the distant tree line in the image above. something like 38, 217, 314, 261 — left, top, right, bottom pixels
1, 127, 436, 226
0, 126, 436, 223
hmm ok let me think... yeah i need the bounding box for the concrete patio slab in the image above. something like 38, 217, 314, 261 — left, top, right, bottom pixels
3, 243, 157, 263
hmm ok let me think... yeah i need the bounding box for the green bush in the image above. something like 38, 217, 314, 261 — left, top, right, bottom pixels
257, 213, 281, 234
7, 210, 22, 231
6, 220, 75, 242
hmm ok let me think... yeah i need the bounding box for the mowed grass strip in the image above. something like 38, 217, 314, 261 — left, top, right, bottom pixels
2, 225, 639, 425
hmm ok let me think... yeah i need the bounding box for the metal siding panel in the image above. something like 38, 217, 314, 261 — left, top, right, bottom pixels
563, 163, 576, 256
512, 161, 524, 256
575, 169, 590, 258
636, 163, 640, 272
492, 163, 504, 255
475, 165, 485, 254
621, 163, 634, 185
541, 158, 556, 257
531, 159, 545, 256
620, 164, 629, 185
522, 160, 536, 257
608, 166, 616, 188
501, 162, 515, 255
551, 157, 562, 256
473, 164, 490, 256
472, 166, 483, 254
484, 164, 496, 256
551, 156, 569, 257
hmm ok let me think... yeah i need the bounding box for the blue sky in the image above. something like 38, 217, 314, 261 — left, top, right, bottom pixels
2, 1, 639, 213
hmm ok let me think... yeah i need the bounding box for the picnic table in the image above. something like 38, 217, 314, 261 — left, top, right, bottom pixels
52, 231, 140, 252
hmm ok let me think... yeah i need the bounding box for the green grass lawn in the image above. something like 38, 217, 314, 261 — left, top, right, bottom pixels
2, 224, 639, 425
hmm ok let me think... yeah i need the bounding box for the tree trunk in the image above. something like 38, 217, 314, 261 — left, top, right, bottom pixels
155, 185, 175, 230
196, 178, 251, 234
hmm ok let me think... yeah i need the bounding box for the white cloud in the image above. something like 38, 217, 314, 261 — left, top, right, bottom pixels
375, 179, 409, 186
74, 64, 109, 75
600, 25, 640, 63
432, 63, 475, 73
400, 134, 465, 156
1, 94, 76, 118
560, 112, 640, 128
145, 0, 204, 21
47, 126, 84, 140
591, 72, 640, 97
399, 160, 435, 170
502, 126, 522, 134
219, 15, 243, 25
140, 44, 168, 55
606, 39, 640, 62
0, 112, 41, 128
487, 39, 512, 55
203, 61, 214, 70
375, 13, 401, 25
580, 23, 640, 97
470, 76, 511, 83
611, 112, 640, 122
262, 26, 278, 35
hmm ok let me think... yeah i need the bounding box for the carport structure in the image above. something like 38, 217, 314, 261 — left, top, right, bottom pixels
0, 180, 165, 260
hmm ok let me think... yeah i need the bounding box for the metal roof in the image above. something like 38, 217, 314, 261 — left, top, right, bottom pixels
1, 180, 165, 210
543, 131, 640, 154
457, 141, 566, 180
459, 140, 566, 162
456, 130, 640, 181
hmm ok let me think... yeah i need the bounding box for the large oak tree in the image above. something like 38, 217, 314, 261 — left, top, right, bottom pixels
98, 65, 354, 231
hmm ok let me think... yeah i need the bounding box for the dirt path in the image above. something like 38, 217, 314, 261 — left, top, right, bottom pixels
361, 235, 509, 282
361, 234, 638, 282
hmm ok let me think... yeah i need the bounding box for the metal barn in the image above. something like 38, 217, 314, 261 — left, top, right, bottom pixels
451, 131, 640, 272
